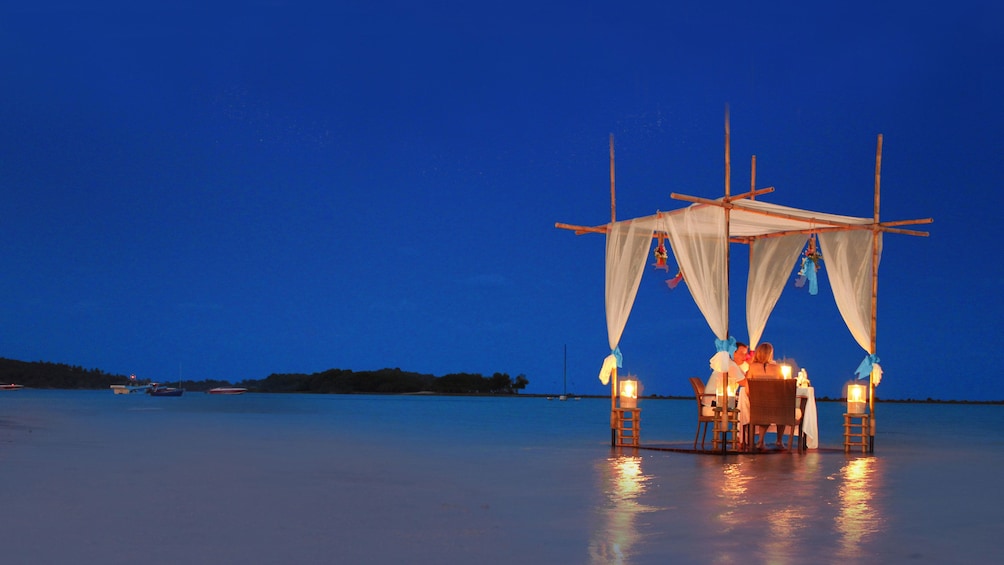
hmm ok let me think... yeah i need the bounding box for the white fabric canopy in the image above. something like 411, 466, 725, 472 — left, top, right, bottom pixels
747, 233, 810, 348
600, 220, 654, 383
596, 198, 881, 384
660, 206, 728, 340
819, 230, 882, 353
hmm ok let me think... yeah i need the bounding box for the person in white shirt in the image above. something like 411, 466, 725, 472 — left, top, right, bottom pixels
703, 342, 749, 407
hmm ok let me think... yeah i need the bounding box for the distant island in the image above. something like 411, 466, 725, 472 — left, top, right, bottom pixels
3, 358, 1001, 403
0, 357, 529, 395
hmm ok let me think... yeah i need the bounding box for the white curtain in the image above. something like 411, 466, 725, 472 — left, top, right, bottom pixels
818, 230, 882, 352
604, 219, 654, 355
661, 206, 728, 340
747, 234, 810, 348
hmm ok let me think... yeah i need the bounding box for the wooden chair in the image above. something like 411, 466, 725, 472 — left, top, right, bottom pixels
689, 377, 716, 450
792, 395, 809, 451
745, 378, 799, 451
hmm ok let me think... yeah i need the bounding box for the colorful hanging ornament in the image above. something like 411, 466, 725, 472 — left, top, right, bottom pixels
652, 234, 669, 271
795, 234, 823, 295
666, 269, 684, 290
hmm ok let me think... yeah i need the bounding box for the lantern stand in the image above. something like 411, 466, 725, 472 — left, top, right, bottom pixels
711, 372, 740, 452
843, 383, 870, 453
614, 377, 641, 447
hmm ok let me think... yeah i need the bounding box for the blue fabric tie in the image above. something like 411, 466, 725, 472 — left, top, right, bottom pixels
612, 347, 623, 369
855, 353, 880, 380
714, 336, 737, 356
805, 258, 819, 295
799, 258, 819, 295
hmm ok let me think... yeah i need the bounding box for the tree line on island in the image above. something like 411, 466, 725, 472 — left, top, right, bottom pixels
6, 358, 1002, 403
0, 357, 529, 395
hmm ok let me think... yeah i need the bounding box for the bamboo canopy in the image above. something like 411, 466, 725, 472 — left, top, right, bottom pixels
557, 116, 931, 453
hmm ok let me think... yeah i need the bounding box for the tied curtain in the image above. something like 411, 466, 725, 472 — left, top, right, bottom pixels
819, 230, 882, 353
600, 219, 655, 384
660, 206, 728, 340
747, 234, 810, 348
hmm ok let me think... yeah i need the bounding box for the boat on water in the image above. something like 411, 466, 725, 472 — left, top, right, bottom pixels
147, 383, 184, 397
208, 387, 247, 395
111, 384, 152, 394
1, 383, 24, 390
558, 345, 580, 401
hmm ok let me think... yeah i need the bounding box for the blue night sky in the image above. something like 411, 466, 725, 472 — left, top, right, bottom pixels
1, 1, 1000, 401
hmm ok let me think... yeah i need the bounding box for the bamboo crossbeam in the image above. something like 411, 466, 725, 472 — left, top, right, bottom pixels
738, 223, 930, 241
875, 225, 930, 237
556, 216, 930, 239
729, 187, 775, 201
674, 188, 775, 208
671, 193, 855, 228
879, 218, 934, 228
554, 222, 608, 235
670, 191, 931, 237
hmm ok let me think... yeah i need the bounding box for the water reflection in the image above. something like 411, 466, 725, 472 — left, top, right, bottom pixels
589, 454, 657, 564
835, 456, 884, 559
697, 453, 825, 564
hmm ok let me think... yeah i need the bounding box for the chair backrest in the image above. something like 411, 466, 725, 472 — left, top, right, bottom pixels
746, 378, 797, 427
689, 377, 705, 399
689, 377, 712, 416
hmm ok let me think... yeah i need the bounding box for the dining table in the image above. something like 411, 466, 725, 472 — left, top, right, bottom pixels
737, 385, 818, 449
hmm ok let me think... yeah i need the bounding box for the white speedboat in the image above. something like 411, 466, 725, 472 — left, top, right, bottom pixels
208, 387, 248, 395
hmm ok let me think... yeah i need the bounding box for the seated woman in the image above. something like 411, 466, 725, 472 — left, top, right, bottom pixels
746, 342, 785, 449
746, 342, 782, 379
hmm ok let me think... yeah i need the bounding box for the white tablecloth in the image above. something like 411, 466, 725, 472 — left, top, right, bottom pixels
737, 385, 818, 449
799, 387, 818, 449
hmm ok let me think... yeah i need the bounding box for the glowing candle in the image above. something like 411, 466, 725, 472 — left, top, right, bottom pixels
847, 383, 867, 414
620, 378, 639, 409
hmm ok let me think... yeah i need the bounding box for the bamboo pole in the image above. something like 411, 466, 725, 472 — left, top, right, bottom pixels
870, 134, 882, 453
725, 105, 731, 198
721, 107, 732, 453
748, 155, 757, 337
610, 133, 616, 225
609, 133, 618, 446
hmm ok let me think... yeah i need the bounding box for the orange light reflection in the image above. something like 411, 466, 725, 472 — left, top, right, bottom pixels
589, 455, 658, 565
835, 456, 884, 559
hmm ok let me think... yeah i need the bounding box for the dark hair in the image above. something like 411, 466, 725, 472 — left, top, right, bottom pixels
736, 341, 748, 350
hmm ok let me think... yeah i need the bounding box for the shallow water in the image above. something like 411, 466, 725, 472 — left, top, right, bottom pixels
1, 391, 1000, 564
